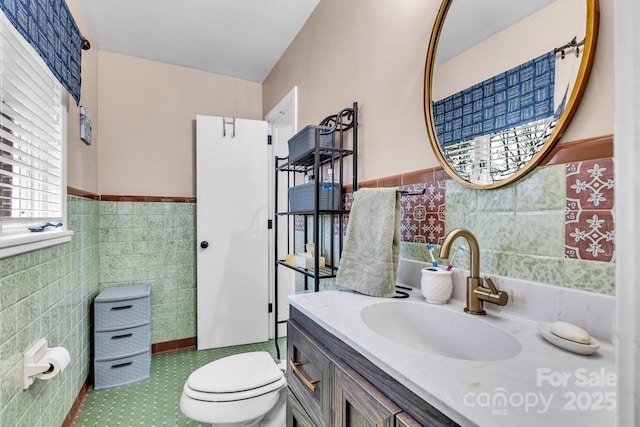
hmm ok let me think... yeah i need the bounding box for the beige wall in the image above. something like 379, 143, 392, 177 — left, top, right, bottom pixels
69, 0, 614, 194
433, 0, 584, 100
97, 52, 263, 197
66, 0, 100, 194
263, 0, 614, 182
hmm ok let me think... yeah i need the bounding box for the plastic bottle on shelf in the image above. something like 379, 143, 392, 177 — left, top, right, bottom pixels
322, 169, 333, 189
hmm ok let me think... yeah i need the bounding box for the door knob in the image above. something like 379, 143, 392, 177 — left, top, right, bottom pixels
200, 241, 209, 249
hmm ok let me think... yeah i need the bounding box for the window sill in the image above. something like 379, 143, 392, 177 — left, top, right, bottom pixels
0, 229, 74, 259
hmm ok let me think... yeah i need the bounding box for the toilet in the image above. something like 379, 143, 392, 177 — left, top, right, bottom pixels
180, 351, 287, 426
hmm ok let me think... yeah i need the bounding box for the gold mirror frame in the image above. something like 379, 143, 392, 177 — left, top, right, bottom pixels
424, 0, 600, 189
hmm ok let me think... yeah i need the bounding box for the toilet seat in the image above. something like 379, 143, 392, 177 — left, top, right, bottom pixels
183, 351, 285, 403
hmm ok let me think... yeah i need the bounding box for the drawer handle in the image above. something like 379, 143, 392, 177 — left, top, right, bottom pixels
111, 333, 133, 340
111, 361, 132, 369
111, 305, 133, 311
289, 359, 319, 392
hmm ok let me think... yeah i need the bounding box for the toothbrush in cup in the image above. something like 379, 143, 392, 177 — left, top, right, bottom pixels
446, 246, 464, 271
427, 242, 438, 268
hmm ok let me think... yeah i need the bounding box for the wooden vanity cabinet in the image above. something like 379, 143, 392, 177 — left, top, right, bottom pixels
333, 362, 402, 426
287, 307, 459, 427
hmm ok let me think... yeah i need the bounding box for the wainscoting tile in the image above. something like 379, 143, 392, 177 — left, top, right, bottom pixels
514, 211, 565, 257
516, 165, 566, 211
444, 179, 476, 213
563, 258, 615, 295
505, 253, 564, 286
475, 212, 516, 253
476, 184, 515, 212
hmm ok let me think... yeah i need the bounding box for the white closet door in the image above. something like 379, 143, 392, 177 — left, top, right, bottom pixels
196, 115, 269, 350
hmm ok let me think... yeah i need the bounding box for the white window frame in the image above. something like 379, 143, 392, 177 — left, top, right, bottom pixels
0, 12, 72, 259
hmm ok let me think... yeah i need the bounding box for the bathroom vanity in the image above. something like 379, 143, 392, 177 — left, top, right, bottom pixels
287, 304, 450, 426
286, 275, 615, 426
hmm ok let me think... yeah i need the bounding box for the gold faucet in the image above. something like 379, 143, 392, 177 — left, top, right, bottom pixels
439, 228, 508, 315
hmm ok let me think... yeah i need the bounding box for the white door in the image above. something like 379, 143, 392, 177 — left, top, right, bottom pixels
196, 115, 270, 350
265, 87, 298, 340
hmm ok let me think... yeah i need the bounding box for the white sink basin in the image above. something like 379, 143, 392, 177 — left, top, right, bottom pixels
360, 301, 521, 361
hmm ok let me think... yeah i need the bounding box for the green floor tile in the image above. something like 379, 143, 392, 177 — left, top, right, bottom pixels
74, 338, 286, 427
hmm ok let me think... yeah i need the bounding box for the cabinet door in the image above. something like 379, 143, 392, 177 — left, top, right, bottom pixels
287, 390, 318, 427
288, 321, 333, 426
333, 362, 401, 427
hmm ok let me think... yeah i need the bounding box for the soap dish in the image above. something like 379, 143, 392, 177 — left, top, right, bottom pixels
537, 323, 600, 355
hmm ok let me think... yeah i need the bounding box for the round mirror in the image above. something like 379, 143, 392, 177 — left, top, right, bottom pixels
424, 0, 599, 189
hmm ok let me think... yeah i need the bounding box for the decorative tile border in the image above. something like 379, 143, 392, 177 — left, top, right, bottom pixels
399, 181, 446, 244
565, 158, 615, 262
340, 182, 447, 244
541, 134, 613, 166
565, 210, 615, 261
347, 136, 615, 266
100, 194, 196, 203
566, 159, 615, 210
67, 186, 100, 200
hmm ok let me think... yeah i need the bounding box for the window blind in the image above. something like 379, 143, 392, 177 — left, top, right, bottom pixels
0, 12, 65, 230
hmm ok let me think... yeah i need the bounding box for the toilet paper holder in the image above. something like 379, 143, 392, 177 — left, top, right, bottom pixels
23, 338, 68, 389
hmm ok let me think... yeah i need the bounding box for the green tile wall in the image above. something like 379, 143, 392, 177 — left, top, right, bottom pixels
0, 163, 616, 426
98, 201, 196, 343
0, 195, 100, 427
400, 164, 615, 295
1, 196, 198, 426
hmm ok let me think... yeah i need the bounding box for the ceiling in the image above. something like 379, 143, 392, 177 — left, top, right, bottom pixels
437, 0, 556, 65
77, 0, 320, 83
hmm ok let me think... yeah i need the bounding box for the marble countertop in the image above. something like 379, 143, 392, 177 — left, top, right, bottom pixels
289, 288, 615, 427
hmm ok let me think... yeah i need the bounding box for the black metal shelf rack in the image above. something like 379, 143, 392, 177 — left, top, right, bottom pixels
272, 102, 358, 359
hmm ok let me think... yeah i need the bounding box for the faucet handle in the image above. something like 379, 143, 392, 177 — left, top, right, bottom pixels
481, 276, 509, 306
484, 276, 499, 294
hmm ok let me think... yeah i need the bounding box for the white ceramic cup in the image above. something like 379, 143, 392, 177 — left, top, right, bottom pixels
421, 267, 453, 304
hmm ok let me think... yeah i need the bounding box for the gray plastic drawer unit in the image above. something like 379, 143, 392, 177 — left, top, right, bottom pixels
94, 352, 151, 390
94, 323, 151, 360
93, 284, 151, 389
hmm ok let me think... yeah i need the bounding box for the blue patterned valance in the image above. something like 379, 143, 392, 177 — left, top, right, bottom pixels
433, 51, 556, 147
1, 0, 83, 104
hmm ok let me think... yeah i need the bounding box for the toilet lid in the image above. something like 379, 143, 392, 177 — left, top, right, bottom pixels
187, 351, 284, 394
183, 375, 286, 402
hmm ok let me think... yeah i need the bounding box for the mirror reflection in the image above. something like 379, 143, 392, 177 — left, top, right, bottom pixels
425, 0, 598, 188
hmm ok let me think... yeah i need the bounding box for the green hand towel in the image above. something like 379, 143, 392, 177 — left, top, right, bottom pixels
336, 187, 400, 297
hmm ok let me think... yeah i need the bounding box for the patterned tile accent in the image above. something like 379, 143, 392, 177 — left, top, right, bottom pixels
565, 210, 615, 262
344, 191, 354, 211
566, 159, 615, 210
399, 182, 446, 244
565, 159, 615, 262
